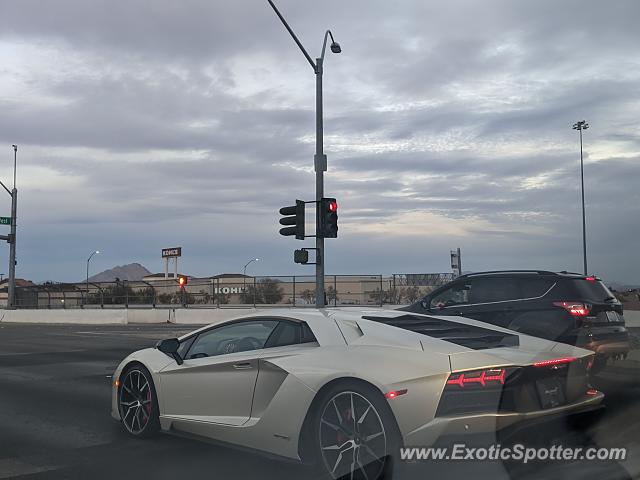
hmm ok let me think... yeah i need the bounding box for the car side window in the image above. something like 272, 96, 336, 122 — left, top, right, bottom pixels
186, 320, 278, 359
518, 278, 555, 299
264, 321, 318, 349
469, 278, 519, 303
177, 336, 196, 359
430, 282, 472, 309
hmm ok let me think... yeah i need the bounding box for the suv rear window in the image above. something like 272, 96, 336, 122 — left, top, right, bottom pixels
571, 279, 616, 302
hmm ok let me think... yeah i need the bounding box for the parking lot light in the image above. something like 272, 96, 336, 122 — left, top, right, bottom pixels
572, 120, 590, 275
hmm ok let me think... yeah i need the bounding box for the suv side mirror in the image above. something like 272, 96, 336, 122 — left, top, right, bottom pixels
157, 338, 183, 365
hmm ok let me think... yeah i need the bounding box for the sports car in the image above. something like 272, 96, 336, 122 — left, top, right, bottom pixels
111, 308, 603, 479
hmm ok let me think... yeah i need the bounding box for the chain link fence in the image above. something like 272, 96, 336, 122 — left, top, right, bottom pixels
13, 273, 455, 309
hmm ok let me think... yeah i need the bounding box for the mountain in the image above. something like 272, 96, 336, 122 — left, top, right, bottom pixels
87, 263, 152, 283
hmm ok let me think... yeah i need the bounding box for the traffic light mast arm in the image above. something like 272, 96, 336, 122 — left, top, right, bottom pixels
0, 180, 10, 196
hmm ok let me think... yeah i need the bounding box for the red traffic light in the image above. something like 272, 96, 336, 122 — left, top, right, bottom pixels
178, 276, 187, 287
319, 197, 338, 238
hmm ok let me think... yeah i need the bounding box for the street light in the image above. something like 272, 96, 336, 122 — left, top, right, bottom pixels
267, 0, 342, 308
572, 120, 589, 275
243, 257, 260, 277
0, 146, 18, 308
86, 250, 100, 305
243, 258, 260, 293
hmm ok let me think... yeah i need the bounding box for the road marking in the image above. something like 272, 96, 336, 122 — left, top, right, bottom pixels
0, 349, 87, 357
0, 458, 59, 479
74, 330, 192, 336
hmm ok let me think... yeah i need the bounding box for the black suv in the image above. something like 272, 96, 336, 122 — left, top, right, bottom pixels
403, 270, 629, 370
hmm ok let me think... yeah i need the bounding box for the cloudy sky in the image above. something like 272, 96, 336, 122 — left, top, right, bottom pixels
0, 0, 639, 284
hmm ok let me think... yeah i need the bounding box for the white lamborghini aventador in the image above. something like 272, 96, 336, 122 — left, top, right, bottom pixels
111, 309, 603, 479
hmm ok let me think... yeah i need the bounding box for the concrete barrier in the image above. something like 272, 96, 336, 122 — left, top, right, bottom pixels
0, 309, 127, 324
126, 308, 173, 324
625, 310, 640, 328
0, 307, 268, 325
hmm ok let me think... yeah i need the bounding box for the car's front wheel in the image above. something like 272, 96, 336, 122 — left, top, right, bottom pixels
312, 383, 400, 480
118, 364, 160, 437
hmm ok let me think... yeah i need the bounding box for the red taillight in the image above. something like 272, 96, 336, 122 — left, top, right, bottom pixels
446, 368, 506, 388
586, 356, 594, 371
533, 357, 575, 368
385, 389, 407, 399
586, 388, 599, 396
553, 301, 590, 316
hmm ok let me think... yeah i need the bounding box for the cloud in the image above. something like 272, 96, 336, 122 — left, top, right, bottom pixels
0, 0, 639, 283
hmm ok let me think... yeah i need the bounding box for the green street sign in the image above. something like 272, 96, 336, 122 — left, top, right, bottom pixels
0, 217, 11, 225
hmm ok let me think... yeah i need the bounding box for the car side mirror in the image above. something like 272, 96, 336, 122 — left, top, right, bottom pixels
157, 338, 183, 365
421, 299, 431, 311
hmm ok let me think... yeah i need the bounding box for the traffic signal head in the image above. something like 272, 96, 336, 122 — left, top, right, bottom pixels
294, 249, 309, 264
319, 197, 338, 238
178, 276, 187, 288
279, 200, 305, 240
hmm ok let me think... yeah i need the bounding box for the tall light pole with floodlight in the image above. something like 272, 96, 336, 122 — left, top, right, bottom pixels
267, 0, 342, 308
572, 120, 589, 275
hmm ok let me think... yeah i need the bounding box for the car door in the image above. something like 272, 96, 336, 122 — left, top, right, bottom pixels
159, 319, 278, 426
250, 320, 320, 419
464, 277, 521, 327
426, 277, 520, 327
426, 279, 474, 317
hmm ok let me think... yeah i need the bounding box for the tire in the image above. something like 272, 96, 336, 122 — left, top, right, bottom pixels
310, 382, 401, 480
118, 364, 160, 438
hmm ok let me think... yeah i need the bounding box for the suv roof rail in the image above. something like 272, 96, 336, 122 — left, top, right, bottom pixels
458, 270, 558, 278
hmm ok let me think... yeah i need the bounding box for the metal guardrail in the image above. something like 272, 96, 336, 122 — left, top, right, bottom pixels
12, 273, 455, 309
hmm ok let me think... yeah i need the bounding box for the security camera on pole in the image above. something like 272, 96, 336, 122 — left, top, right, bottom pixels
0, 145, 18, 308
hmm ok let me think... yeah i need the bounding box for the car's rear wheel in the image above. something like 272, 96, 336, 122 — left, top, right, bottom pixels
312, 384, 400, 480
118, 364, 160, 437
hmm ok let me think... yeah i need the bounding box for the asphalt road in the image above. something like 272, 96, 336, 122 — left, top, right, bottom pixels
0, 323, 638, 480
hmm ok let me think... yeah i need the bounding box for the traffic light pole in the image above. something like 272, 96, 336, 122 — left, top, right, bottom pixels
8, 188, 17, 309
267, 0, 340, 308
315, 57, 325, 308
0, 145, 18, 309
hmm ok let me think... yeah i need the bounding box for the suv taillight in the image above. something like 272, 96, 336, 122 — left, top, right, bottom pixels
553, 301, 591, 317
